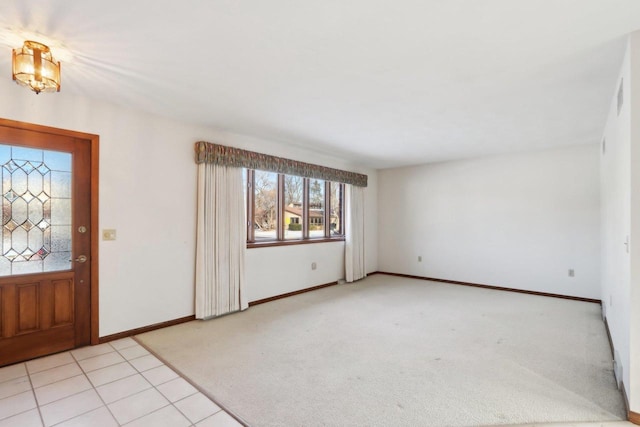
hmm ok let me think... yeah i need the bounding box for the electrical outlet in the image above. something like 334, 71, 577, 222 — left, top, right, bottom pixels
418, 256, 422, 262
568, 269, 574, 277
311, 262, 317, 270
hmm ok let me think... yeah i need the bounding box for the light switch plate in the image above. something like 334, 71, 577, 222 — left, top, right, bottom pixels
102, 229, 116, 241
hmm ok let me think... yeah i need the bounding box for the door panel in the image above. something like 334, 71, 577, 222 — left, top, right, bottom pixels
16, 283, 40, 334
0, 123, 93, 367
52, 279, 74, 326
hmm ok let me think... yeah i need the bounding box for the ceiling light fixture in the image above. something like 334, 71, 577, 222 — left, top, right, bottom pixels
12, 40, 61, 94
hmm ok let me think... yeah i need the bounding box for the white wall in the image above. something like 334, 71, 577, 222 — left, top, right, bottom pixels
600, 35, 632, 405
246, 242, 344, 302
378, 145, 601, 299
630, 30, 640, 416
0, 78, 377, 337
602, 30, 640, 414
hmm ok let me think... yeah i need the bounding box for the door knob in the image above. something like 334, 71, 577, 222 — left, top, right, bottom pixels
75, 255, 87, 263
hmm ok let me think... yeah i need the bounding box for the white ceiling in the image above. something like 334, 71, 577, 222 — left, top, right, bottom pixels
1, 1, 639, 169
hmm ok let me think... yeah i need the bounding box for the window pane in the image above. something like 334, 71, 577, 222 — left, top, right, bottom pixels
283, 175, 303, 240
1, 145, 72, 276
243, 168, 249, 240
330, 182, 344, 236
243, 168, 247, 203
309, 179, 325, 238
253, 170, 278, 241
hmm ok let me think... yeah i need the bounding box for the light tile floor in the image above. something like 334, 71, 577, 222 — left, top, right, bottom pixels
0, 338, 242, 427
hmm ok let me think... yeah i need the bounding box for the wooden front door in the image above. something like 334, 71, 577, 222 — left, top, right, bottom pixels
0, 121, 95, 366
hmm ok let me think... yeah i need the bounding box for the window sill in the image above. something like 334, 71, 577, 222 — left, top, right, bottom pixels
247, 237, 345, 249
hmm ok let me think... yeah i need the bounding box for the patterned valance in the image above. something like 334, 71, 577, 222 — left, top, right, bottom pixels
195, 141, 368, 187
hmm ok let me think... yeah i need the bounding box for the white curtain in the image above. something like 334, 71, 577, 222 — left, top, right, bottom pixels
345, 184, 366, 282
195, 163, 247, 319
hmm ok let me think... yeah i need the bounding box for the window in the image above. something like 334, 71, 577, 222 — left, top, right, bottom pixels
252, 170, 278, 241
308, 179, 324, 238
246, 169, 344, 246
284, 174, 303, 240
330, 181, 343, 236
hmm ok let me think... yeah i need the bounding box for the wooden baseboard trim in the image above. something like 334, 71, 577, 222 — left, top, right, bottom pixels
98, 315, 196, 343
249, 281, 339, 306
100, 281, 341, 341
629, 410, 640, 425
374, 272, 602, 304
622, 379, 630, 415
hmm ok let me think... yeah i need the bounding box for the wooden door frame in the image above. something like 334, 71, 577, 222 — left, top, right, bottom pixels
0, 117, 100, 345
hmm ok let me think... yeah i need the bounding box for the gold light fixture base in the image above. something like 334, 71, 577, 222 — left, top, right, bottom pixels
12, 40, 61, 94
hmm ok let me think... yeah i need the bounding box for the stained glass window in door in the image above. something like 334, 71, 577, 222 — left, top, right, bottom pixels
0, 144, 72, 276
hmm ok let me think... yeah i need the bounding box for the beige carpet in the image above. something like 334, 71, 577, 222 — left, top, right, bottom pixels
137, 275, 625, 426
